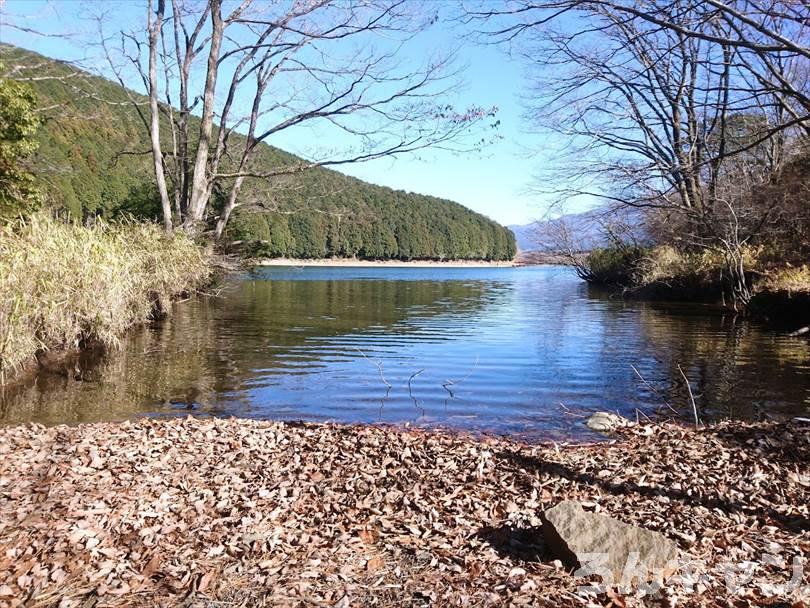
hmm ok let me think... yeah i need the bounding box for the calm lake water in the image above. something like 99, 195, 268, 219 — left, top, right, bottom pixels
2, 265, 809, 439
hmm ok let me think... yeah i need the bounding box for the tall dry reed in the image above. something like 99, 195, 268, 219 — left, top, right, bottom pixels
0, 215, 211, 381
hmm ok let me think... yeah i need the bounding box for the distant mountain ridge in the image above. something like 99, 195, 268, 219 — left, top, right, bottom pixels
2, 44, 516, 261
509, 207, 649, 252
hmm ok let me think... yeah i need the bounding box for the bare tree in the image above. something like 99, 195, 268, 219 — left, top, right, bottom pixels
533, 204, 646, 282
468, 1, 810, 134
466, 0, 810, 306
99, 0, 497, 237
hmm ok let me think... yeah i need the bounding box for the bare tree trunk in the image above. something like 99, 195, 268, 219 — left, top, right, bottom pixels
214, 175, 245, 240
725, 246, 752, 310
147, 0, 173, 232
185, 0, 223, 230
170, 0, 209, 222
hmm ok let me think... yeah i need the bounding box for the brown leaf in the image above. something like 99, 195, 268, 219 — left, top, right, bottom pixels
197, 570, 215, 593
141, 553, 161, 579
358, 529, 377, 544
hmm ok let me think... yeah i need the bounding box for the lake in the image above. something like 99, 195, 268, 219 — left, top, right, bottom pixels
2, 265, 809, 439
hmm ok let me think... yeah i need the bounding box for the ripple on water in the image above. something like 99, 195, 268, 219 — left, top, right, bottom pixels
2, 265, 809, 437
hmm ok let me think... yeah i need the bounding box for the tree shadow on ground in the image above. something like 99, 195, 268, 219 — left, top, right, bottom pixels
706, 421, 810, 467
476, 524, 549, 563
494, 449, 810, 534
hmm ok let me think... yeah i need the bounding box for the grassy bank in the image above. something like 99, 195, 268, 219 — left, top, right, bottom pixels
579, 245, 810, 320
0, 417, 806, 606
0, 215, 211, 382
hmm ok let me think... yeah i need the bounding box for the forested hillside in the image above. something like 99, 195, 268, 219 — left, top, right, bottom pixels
1, 45, 515, 261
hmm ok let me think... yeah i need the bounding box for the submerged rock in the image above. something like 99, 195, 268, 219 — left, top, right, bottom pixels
586, 411, 630, 433
541, 500, 679, 584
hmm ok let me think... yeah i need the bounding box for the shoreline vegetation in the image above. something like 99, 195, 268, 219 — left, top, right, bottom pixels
506, 0, 810, 320
1, 416, 806, 606
0, 212, 525, 387
0, 215, 212, 385
0, 214, 522, 386
570, 245, 810, 329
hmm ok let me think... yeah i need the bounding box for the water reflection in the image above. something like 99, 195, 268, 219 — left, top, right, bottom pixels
2, 266, 808, 438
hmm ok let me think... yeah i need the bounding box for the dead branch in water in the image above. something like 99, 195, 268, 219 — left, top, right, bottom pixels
442, 354, 480, 398
630, 364, 678, 415
408, 369, 426, 418
354, 348, 392, 390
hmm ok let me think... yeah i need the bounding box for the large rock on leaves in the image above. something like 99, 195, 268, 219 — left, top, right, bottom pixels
541, 501, 679, 584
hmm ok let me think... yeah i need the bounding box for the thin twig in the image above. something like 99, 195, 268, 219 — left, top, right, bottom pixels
631, 364, 678, 414
408, 369, 426, 417
408, 369, 425, 393
677, 364, 700, 427
354, 348, 392, 389
558, 402, 587, 418
442, 355, 480, 397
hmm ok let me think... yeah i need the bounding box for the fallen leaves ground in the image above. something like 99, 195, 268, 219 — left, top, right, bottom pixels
0, 417, 808, 607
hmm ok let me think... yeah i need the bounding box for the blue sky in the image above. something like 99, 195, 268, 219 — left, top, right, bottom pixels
0, 0, 568, 226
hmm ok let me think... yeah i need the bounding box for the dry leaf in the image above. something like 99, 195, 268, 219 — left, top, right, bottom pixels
0, 417, 806, 607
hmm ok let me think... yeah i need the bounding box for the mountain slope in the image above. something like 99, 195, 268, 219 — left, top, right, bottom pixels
1, 44, 515, 261
509, 207, 649, 253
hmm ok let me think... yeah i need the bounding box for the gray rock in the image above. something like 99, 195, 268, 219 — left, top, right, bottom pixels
541, 501, 679, 584
586, 411, 630, 433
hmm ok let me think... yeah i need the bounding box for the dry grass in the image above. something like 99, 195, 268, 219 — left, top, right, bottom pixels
758, 264, 810, 295
635, 246, 810, 296
0, 214, 211, 381
634, 246, 725, 286
633, 245, 777, 288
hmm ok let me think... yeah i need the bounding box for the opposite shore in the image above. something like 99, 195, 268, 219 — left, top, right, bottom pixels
254, 257, 517, 268
253, 255, 810, 332
252, 250, 567, 267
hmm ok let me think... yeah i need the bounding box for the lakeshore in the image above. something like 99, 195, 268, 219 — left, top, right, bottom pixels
1, 417, 807, 607
254, 257, 517, 268
2, 11, 808, 608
